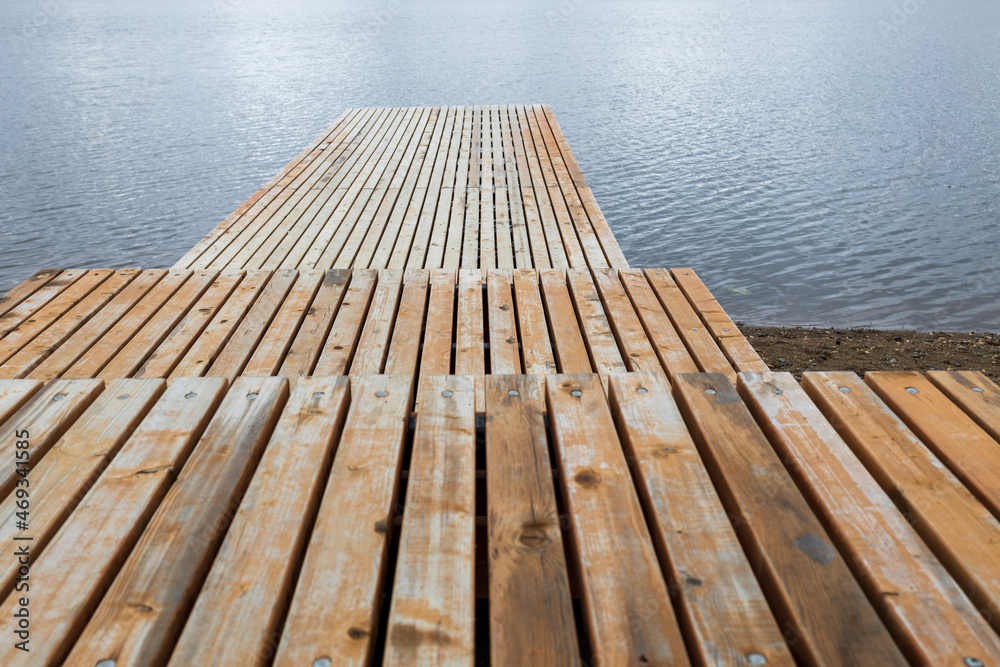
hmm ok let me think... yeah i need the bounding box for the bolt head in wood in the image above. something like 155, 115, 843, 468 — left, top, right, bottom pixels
905, 387, 919, 394
375, 390, 388, 397
972, 387, 984, 393
571, 390, 582, 397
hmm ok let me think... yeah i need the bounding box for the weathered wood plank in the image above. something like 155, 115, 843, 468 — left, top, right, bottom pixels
618, 268, 698, 379
592, 268, 662, 374
274, 374, 413, 666
0, 377, 227, 667
538, 269, 591, 374
485, 375, 579, 666
349, 269, 402, 375
455, 269, 485, 413
65, 377, 288, 666
415, 269, 456, 411
277, 269, 351, 381
547, 374, 689, 665
512, 269, 556, 376
928, 370, 1000, 444
741, 371, 1000, 664
608, 372, 792, 666
170, 377, 351, 666
672, 373, 907, 665
312, 269, 377, 376
0, 268, 88, 340
384, 375, 476, 666
241, 268, 325, 377
384, 269, 430, 380
0, 379, 43, 427
487, 269, 521, 374
566, 268, 627, 385
0, 269, 60, 320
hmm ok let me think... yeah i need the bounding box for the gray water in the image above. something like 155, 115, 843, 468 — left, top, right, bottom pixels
2, 0, 998, 331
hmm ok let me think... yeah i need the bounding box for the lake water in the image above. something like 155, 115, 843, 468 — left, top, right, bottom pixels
2, 0, 998, 331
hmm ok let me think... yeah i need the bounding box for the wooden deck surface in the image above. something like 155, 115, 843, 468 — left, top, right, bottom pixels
175, 105, 628, 273
1, 370, 999, 665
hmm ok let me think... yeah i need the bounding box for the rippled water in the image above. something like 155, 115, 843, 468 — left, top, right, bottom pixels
2, 0, 998, 330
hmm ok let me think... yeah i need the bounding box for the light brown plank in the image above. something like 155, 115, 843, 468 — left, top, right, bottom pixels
0, 268, 88, 340
566, 268, 627, 385
512, 269, 556, 375
538, 269, 591, 374
462, 106, 482, 269
867, 371, 1000, 519
592, 268, 662, 374
66, 377, 288, 666
0, 269, 60, 320
383, 269, 430, 379
485, 375, 579, 666
277, 269, 351, 381
170, 377, 351, 666
618, 268, 698, 379
740, 371, 1000, 664
455, 269, 485, 413
403, 106, 457, 271
312, 269, 377, 376
274, 374, 413, 667
608, 372, 792, 666
928, 370, 1000, 444
0, 379, 43, 427
415, 269, 456, 411
487, 269, 521, 374
672, 373, 907, 666
241, 269, 325, 377
349, 269, 402, 375
507, 106, 551, 269
547, 374, 689, 665
0, 377, 227, 667
441, 107, 472, 269
384, 375, 476, 666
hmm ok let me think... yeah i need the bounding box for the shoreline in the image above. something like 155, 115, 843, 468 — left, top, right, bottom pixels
741, 325, 1000, 384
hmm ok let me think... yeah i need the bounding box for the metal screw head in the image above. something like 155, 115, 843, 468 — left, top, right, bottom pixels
313, 392, 324, 398
96, 660, 117, 667
723, 328, 731, 332
564, 329, 570, 333
185, 392, 197, 399
905, 387, 919, 394
570, 390, 582, 397
118, 394, 130, 400
375, 390, 388, 398
508, 390, 519, 396
839, 386, 852, 393
246, 393, 258, 399
692, 327, 699, 331
53, 394, 66, 401
705, 389, 717, 395
500, 329, 506, 333
637, 388, 648, 394
964, 658, 984, 667
772, 388, 783, 395
972, 387, 985, 393
313, 659, 333, 667
441, 390, 453, 397
747, 654, 767, 666
374, 329, 380, 334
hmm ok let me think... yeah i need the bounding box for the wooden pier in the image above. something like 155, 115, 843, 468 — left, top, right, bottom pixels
2, 105, 1000, 666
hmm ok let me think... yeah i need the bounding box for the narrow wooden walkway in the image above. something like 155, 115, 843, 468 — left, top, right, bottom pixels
1, 370, 999, 665
175, 105, 628, 272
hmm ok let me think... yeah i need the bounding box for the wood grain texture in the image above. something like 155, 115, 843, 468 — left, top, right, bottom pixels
618, 268, 698, 379
538, 269, 591, 374
928, 370, 1000, 444
608, 372, 791, 666
242, 268, 325, 377
592, 268, 661, 374
455, 269, 485, 413
312, 268, 377, 376
866, 371, 1000, 520
487, 270, 521, 374
384, 375, 476, 666
565, 269, 626, 385
0, 377, 226, 667
740, 371, 1000, 664
275, 374, 414, 667
0, 379, 43, 426
0, 268, 92, 342
0, 269, 61, 320
277, 268, 351, 381
485, 375, 580, 666
672, 373, 907, 666
512, 269, 557, 376
170, 377, 351, 666
547, 374, 689, 666
803, 371, 1000, 632
66, 377, 288, 667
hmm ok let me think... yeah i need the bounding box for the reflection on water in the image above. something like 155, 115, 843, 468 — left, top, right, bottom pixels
2, 0, 998, 330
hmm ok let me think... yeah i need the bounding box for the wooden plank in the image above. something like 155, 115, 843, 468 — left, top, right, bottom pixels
169, 377, 351, 666
420, 106, 461, 270
719, 335, 770, 373
384, 269, 430, 380
349, 269, 402, 375
66, 377, 288, 666
462, 106, 483, 269
207, 268, 298, 381
740, 371, 1000, 664
403, 106, 456, 271
131, 270, 243, 379
538, 269, 591, 374
0, 269, 117, 369
274, 374, 413, 666
383, 375, 476, 665
516, 104, 571, 269
546, 374, 689, 665
803, 371, 1000, 633
27, 269, 167, 381
542, 105, 628, 268
241, 269, 325, 377
512, 269, 556, 375
928, 370, 1000, 444
607, 372, 792, 666
166, 269, 272, 379
644, 269, 735, 381
416, 269, 456, 392
0, 377, 227, 667
0, 379, 164, 597
480, 105, 498, 271
592, 268, 662, 374
618, 268, 698, 379
487, 269, 521, 374
311, 269, 377, 376
867, 371, 1000, 519
442, 107, 472, 269
0, 269, 60, 320
507, 106, 552, 269
566, 268, 627, 385
277, 269, 351, 381
0, 268, 87, 340
672, 373, 908, 665
485, 375, 579, 666
61, 269, 193, 379
0, 379, 43, 427
455, 269, 485, 413
500, 106, 531, 268
0, 379, 104, 501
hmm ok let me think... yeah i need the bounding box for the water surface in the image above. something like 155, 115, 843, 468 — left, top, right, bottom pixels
2, 0, 998, 330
